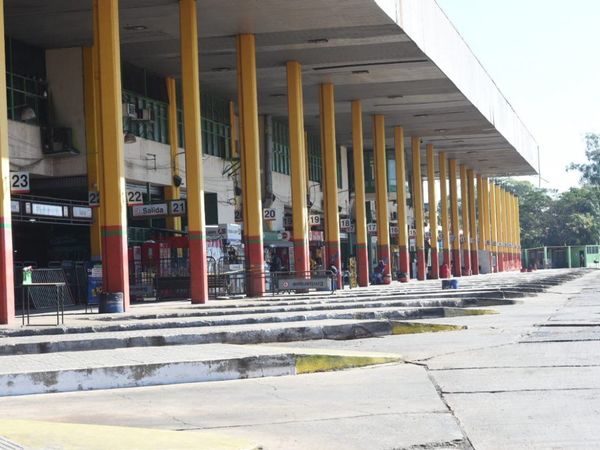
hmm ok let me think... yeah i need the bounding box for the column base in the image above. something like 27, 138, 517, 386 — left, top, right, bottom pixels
398, 246, 410, 282
416, 249, 426, 281
452, 249, 462, 277
430, 248, 439, 279
189, 231, 208, 304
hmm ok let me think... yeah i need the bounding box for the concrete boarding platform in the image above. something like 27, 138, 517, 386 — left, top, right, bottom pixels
0, 343, 400, 396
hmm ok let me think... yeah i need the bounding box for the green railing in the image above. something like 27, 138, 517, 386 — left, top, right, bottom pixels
306, 133, 322, 183
272, 119, 290, 175
7, 72, 47, 125
124, 90, 231, 159
364, 150, 397, 193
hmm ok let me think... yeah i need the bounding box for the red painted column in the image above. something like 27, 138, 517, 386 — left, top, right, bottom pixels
356, 244, 369, 287
97, 0, 130, 308
460, 165, 471, 276
449, 159, 461, 277
395, 127, 410, 282
426, 144, 439, 279
0, 0, 15, 324
351, 101, 369, 287
411, 137, 426, 281
0, 220, 15, 325
468, 169, 479, 275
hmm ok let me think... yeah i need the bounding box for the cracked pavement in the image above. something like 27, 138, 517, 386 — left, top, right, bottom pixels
0, 270, 598, 449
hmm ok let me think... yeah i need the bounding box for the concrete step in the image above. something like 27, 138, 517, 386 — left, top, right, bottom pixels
0, 306, 478, 356
0, 343, 401, 396
1, 296, 507, 339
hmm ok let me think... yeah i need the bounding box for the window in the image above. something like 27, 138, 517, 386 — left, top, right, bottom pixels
272, 119, 290, 174
6, 37, 48, 125
122, 64, 230, 157
306, 133, 322, 183
363, 150, 396, 193
336, 147, 343, 189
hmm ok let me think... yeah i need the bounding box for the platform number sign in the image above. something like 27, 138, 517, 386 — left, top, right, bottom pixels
340, 218, 351, 229
263, 208, 277, 221
169, 200, 186, 216
126, 189, 144, 205
10, 171, 30, 193
88, 191, 100, 207
309, 215, 321, 226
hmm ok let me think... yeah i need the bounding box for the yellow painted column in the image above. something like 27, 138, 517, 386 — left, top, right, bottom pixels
496, 185, 505, 271
395, 127, 410, 281
165, 76, 182, 232
320, 84, 341, 286
352, 101, 369, 287
411, 137, 426, 280
477, 175, 487, 273
426, 144, 439, 279
489, 181, 498, 272
460, 165, 471, 275
97, 0, 129, 308
373, 115, 391, 284
237, 34, 265, 295
449, 159, 461, 277
439, 152, 450, 277
506, 191, 516, 270
0, 0, 15, 324
180, 0, 209, 302
482, 178, 491, 268
286, 61, 309, 275
506, 189, 513, 270
516, 196, 522, 268
511, 193, 518, 269
467, 169, 479, 275
83, 45, 103, 260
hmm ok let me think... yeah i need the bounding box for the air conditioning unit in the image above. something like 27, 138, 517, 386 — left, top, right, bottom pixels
41, 127, 79, 156
123, 103, 137, 118
137, 108, 153, 121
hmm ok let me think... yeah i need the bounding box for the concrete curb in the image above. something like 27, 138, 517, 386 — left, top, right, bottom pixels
0, 347, 402, 396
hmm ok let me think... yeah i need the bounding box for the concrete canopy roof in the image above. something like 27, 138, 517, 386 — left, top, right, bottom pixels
5, 0, 539, 177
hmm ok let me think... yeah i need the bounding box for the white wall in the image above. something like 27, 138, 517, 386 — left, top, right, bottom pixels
45, 47, 87, 177
8, 120, 52, 176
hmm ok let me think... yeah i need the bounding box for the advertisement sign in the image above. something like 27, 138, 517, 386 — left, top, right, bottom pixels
32, 203, 63, 217
131, 203, 168, 217
73, 206, 92, 219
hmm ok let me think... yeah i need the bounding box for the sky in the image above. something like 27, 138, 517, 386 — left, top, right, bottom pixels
435, 0, 600, 192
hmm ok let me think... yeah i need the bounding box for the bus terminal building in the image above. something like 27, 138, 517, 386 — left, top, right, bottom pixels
0, 0, 538, 324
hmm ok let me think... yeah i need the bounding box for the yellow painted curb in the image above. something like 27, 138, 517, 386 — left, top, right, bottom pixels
391, 322, 466, 335
295, 355, 400, 374
444, 308, 498, 317
0, 420, 259, 450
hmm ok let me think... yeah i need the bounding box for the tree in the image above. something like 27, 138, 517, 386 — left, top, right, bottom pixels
499, 179, 554, 248
568, 133, 600, 186
547, 187, 600, 245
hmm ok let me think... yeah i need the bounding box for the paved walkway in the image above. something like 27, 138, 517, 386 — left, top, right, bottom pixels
0, 269, 596, 448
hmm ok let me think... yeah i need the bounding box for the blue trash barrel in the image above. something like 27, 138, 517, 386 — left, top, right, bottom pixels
99, 292, 124, 314
441, 279, 459, 290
